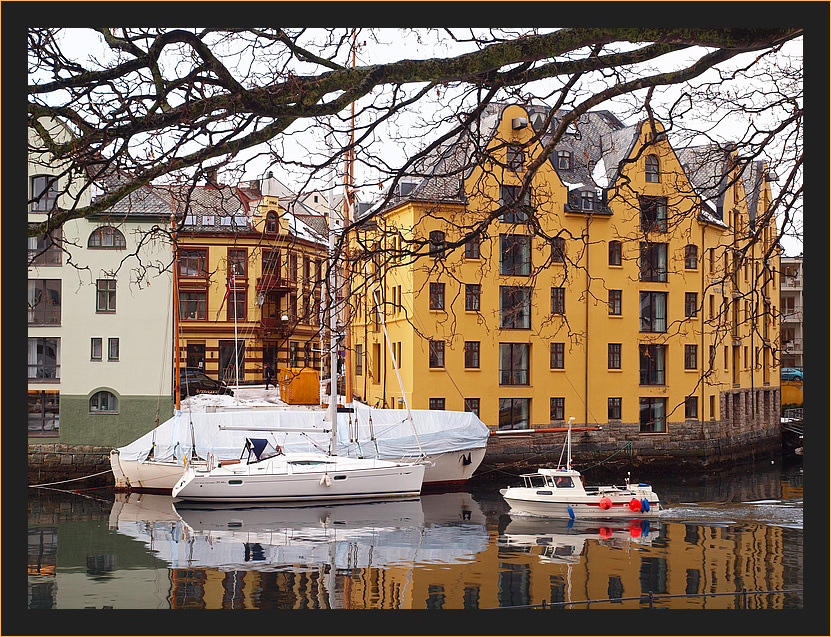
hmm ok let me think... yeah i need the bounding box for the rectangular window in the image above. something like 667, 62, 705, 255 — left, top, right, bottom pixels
31, 175, 60, 212
608, 240, 622, 266
608, 397, 622, 420
639, 291, 667, 333
179, 249, 208, 277
685, 292, 698, 318
500, 234, 531, 276
27, 280, 61, 325
498, 397, 530, 430
550, 397, 565, 422
429, 398, 446, 410
28, 337, 60, 379
640, 397, 667, 433
355, 344, 363, 376
228, 248, 247, 278
228, 288, 246, 321
429, 340, 445, 368
499, 185, 531, 223
550, 287, 565, 315
684, 344, 698, 370
550, 237, 565, 263
685, 244, 698, 269
500, 286, 531, 329
464, 398, 480, 417
507, 145, 524, 172
27, 225, 63, 266
685, 396, 698, 419
639, 242, 668, 281
262, 249, 281, 277
371, 342, 381, 380
108, 338, 120, 361
557, 150, 573, 170
96, 279, 117, 313
608, 289, 622, 315
429, 282, 445, 310
608, 343, 621, 369
180, 290, 207, 320
464, 341, 480, 369
580, 190, 596, 211
639, 344, 666, 385
550, 342, 565, 369
640, 196, 667, 233
464, 236, 481, 259
91, 338, 103, 361
28, 390, 60, 436
499, 343, 529, 385
465, 284, 481, 311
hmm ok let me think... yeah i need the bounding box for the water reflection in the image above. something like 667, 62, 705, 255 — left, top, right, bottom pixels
28, 457, 803, 610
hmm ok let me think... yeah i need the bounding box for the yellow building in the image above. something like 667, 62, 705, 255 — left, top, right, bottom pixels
349, 104, 779, 456
169, 176, 328, 386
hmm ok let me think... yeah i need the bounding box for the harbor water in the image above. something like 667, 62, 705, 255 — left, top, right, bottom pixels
26, 452, 804, 623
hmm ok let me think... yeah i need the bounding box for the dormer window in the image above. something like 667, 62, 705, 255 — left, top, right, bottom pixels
557, 150, 573, 171
266, 211, 278, 233
645, 154, 660, 183
580, 190, 596, 211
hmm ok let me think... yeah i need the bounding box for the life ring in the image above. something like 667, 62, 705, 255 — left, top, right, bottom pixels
599, 496, 612, 510
628, 498, 642, 512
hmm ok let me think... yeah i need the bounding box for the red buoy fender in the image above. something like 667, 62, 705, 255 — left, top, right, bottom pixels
628, 498, 642, 512
599, 496, 612, 510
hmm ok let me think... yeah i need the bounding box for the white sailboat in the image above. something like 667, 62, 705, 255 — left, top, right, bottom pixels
500, 418, 661, 519
171, 179, 426, 503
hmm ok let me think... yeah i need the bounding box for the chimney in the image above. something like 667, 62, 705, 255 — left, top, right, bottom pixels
206, 167, 220, 188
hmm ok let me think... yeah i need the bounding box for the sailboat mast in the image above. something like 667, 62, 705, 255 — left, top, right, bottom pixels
171, 213, 181, 412
328, 159, 339, 457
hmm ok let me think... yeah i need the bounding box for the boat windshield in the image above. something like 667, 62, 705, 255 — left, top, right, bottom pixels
546, 475, 575, 489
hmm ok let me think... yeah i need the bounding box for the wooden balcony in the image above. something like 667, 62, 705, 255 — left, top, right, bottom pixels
258, 315, 293, 338
256, 274, 295, 294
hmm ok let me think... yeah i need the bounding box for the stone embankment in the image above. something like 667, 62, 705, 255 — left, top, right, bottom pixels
28, 443, 114, 488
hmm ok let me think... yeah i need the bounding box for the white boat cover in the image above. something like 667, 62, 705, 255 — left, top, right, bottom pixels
115, 406, 490, 465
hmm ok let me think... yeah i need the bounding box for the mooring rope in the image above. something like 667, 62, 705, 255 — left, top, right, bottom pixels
28, 469, 112, 489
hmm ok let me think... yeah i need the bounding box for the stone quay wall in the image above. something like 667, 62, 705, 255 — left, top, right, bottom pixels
28, 444, 114, 488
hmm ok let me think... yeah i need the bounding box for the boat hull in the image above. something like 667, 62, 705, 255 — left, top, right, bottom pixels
173, 456, 426, 503
112, 447, 482, 493
501, 487, 660, 519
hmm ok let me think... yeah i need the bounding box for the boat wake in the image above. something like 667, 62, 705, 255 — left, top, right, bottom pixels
659, 499, 803, 529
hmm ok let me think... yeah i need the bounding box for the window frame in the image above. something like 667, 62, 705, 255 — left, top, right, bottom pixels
465, 283, 481, 312
608, 240, 622, 266
684, 344, 698, 370
639, 196, 668, 233
498, 397, 530, 430
645, 154, 660, 183
608, 397, 622, 420
684, 244, 699, 269
108, 337, 120, 361
639, 242, 668, 282
608, 343, 622, 370
88, 226, 127, 249
557, 150, 573, 171
31, 174, 59, 212
639, 397, 667, 433
28, 279, 61, 325
639, 343, 667, 385
178, 248, 208, 277
227, 248, 247, 278
96, 279, 117, 313
506, 145, 525, 173
464, 341, 480, 369
464, 236, 481, 259
639, 291, 668, 333
550, 397, 565, 422
180, 290, 208, 321
89, 390, 119, 414
685, 395, 698, 420
551, 286, 566, 315
429, 282, 446, 311
685, 292, 698, 318
428, 340, 445, 368
499, 286, 531, 330
499, 342, 530, 386
499, 185, 531, 223
499, 234, 531, 276
550, 342, 565, 370
550, 237, 566, 263
608, 289, 622, 316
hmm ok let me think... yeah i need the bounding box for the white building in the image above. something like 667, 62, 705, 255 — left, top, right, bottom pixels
779, 254, 803, 369
28, 118, 174, 447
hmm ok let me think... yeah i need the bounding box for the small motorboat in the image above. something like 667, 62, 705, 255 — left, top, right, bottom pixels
500, 418, 660, 519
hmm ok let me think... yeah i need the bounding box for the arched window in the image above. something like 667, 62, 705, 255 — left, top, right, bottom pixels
266, 211, 278, 233
89, 390, 118, 413
88, 226, 126, 248
645, 155, 660, 183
